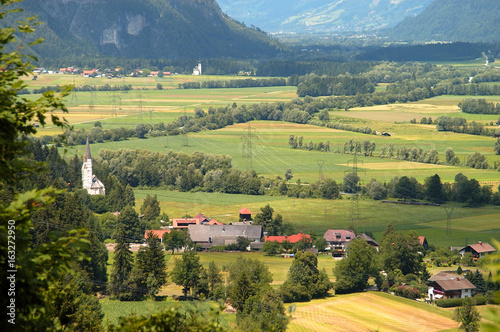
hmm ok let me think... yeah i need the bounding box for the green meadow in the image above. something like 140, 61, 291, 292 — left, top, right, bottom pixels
44, 73, 500, 250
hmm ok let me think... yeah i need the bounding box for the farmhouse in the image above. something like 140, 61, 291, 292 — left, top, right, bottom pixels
82, 138, 105, 196
265, 232, 311, 244
323, 229, 355, 257
171, 213, 223, 228
144, 229, 171, 242
459, 242, 496, 259
418, 236, 429, 250
427, 271, 475, 300
354, 233, 379, 251
188, 224, 262, 249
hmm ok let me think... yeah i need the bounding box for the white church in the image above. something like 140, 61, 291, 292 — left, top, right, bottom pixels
82, 138, 106, 195
192, 62, 202, 75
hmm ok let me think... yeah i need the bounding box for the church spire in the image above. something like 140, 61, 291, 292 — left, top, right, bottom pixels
84, 137, 91, 160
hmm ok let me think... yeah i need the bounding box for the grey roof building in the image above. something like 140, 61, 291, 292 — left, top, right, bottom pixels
188, 224, 262, 248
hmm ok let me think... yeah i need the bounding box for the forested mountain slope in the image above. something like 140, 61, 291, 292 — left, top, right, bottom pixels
386, 0, 500, 42
217, 0, 433, 33
11, 0, 282, 59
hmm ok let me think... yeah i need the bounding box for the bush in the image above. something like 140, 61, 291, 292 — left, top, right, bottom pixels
436, 295, 486, 308
393, 285, 422, 300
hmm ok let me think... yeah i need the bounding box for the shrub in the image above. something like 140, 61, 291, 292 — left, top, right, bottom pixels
436, 295, 486, 308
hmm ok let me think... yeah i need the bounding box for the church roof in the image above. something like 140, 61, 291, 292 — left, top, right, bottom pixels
84, 137, 91, 160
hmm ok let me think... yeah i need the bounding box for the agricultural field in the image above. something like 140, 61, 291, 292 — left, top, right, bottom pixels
44, 73, 500, 248
100, 292, 466, 331
104, 250, 499, 331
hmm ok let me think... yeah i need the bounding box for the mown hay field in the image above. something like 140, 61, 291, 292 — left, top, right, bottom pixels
287, 292, 459, 332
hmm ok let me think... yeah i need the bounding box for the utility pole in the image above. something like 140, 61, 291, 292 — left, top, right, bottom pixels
88, 89, 96, 114
181, 107, 189, 147
71, 77, 78, 102
241, 123, 255, 170
137, 91, 143, 123
317, 160, 325, 182
345, 152, 364, 226
444, 206, 455, 237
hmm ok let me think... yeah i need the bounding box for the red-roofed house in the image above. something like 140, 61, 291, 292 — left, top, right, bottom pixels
144, 229, 171, 242
418, 236, 429, 250
81, 69, 97, 76
239, 207, 252, 221
323, 229, 356, 257
205, 219, 223, 226
172, 218, 202, 228
459, 242, 496, 259
265, 232, 311, 244
427, 271, 476, 300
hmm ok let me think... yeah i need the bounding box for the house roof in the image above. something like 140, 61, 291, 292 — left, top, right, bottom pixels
428, 271, 460, 282
172, 218, 202, 228
90, 175, 105, 189
265, 232, 311, 244
323, 229, 356, 242
188, 224, 262, 243
144, 229, 171, 239
432, 278, 476, 291
205, 219, 223, 226
462, 242, 496, 254
418, 236, 427, 246
356, 233, 379, 247
239, 207, 252, 215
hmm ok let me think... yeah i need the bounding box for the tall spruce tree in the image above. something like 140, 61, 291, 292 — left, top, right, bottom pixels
116, 205, 142, 242
109, 225, 134, 297
135, 232, 168, 297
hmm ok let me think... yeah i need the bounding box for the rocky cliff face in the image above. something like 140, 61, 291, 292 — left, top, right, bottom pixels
19, 0, 280, 59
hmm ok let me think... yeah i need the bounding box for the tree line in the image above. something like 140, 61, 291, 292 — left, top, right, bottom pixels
459, 98, 500, 114
178, 77, 287, 89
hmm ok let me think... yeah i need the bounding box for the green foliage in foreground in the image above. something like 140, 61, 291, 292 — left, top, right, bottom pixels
106, 301, 228, 332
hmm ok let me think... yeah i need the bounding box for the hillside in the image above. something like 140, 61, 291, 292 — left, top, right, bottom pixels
12, 0, 282, 59
217, 0, 433, 33
386, 0, 500, 42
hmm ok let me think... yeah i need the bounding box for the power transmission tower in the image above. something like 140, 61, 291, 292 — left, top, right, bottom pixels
317, 160, 325, 181
444, 206, 455, 237
71, 77, 78, 102
111, 91, 117, 118
181, 108, 189, 147
345, 152, 364, 226
137, 91, 143, 123
241, 123, 256, 170
88, 90, 96, 113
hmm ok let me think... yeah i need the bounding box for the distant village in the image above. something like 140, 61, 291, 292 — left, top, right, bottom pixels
33, 61, 203, 78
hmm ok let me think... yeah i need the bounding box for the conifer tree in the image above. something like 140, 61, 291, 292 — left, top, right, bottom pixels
117, 205, 142, 242
109, 225, 134, 297
135, 232, 168, 297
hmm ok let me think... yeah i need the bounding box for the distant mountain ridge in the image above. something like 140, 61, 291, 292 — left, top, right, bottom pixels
217, 0, 434, 33
386, 0, 500, 42
14, 0, 282, 59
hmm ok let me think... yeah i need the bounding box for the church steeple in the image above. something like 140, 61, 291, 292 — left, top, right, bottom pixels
84, 137, 91, 160
82, 137, 105, 195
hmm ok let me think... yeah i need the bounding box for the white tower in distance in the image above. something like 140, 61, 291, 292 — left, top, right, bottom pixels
82, 137, 105, 195
192, 61, 202, 75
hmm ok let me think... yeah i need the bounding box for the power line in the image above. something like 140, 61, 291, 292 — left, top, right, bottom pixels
241, 123, 256, 170
317, 160, 325, 181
